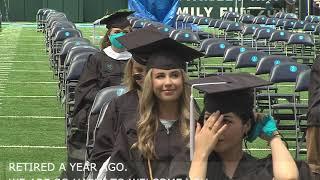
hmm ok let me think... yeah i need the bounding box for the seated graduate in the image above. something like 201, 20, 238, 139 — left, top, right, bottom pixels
187, 73, 312, 180
103, 35, 204, 179
72, 10, 133, 134
63, 10, 134, 180
307, 56, 320, 179
89, 27, 166, 172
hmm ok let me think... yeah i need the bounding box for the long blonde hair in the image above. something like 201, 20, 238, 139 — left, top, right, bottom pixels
132, 69, 195, 159
122, 58, 140, 91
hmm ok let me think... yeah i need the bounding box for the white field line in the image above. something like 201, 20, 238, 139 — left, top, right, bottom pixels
3, 81, 56, 84
15, 36, 43, 38
0, 61, 46, 63
194, 97, 309, 101
0, 96, 56, 98
0, 145, 66, 149
0, 44, 44, 47
3, 50, 46, 53
277, 84, 295, 87
0, 48, 45, 51
0, 116, 64, 118
203, 63, 234, 66
0, 42, 45, 44
0, 62, 13, 64
0, 64, 11, 66
0, 70, 51, 72
243, 148, 306, 151
1, 54, 47, 57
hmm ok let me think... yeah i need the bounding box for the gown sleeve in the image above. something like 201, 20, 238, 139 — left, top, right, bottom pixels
73, 53, 101, 114
296, 160, 313, 180
104, 125, 138, 179
90, 99, 118, 170
308, 57, 320, 126
254, 155, 313, 180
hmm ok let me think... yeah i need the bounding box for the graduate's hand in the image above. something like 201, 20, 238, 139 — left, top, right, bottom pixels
194, 111, 229, 159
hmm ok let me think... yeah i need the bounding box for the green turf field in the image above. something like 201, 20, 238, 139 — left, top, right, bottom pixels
0, 23, 308, 179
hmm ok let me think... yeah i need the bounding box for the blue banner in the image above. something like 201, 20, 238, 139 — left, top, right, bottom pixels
128, 0, 180, 26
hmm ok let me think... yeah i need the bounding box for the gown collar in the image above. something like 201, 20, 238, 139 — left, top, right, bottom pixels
103, 46, 132, 60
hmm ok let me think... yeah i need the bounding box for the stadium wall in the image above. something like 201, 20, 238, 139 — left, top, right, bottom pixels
0, 0, 308, 22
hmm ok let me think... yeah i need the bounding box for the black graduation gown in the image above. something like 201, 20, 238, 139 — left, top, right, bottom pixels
104, 119, 190, 179
72, 51, 128, 130
203, 152, 313, 180
308, 56, 320, 127
90, 90, 139, 170
172, 151, 313, 180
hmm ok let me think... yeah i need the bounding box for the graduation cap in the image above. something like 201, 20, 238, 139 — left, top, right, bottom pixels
187, 73, 273, 114
117, 26, 167, 66
117, 26, 204, 70
131, 54, 147, 66
100, 10, 134, 29
186, 73, 272, 160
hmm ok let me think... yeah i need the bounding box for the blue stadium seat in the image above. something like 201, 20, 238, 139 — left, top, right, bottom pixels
235, 50, 267, 69
85, 86, 128, 167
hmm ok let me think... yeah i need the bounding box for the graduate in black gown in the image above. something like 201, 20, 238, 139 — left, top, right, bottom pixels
89, 27, 166, 172
102, 34, 204, 179
307, 56, 320, 179
72, 10, 133, 134
187, 74, 312, 180
62, 10, 134, 180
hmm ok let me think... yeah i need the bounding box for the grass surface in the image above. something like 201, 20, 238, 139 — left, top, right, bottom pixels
0, 23, 308, 179
0, 24, 66, 179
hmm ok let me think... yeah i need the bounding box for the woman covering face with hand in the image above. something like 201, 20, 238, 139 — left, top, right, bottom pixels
187, 73, 312, 180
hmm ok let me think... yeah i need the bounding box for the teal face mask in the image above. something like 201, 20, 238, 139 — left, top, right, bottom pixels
109, 32, 126, 49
